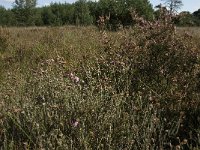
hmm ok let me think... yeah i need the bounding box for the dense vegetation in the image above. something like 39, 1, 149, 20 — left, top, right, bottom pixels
0, 0, 153, 28
1, 0, 200, 28
0, 7, 200, 149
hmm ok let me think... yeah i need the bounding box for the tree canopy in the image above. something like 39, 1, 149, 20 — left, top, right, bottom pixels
12, 0, 37, 25
0, 0, 199, 28
162, 0, 183, 14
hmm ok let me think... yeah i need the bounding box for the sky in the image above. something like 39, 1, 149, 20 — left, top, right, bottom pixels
0, 0, 200, 13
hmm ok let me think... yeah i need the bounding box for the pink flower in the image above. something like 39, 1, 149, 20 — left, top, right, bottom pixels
69, 73, 80, 83
73, 121, 79, 127
65, 72, 80, 83
71, 119, 79, 127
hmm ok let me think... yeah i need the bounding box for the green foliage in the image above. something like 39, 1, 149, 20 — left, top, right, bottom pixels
74, 0, 93, 26
175, 11, 199, 26
0, 6, 16, 26
41, 6, 56, 26
96, 0, 154, 29
193, 9, 200, 26
0, 0, 155, 28
0, 6, 7, 26
1, 0, 200, 27
193, 9, 200, 19
13, 0, 37, 26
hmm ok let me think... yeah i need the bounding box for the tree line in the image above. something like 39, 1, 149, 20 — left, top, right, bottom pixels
0, 0, 200, 28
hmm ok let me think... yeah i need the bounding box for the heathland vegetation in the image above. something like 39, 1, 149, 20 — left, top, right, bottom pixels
0, 0, 200, 149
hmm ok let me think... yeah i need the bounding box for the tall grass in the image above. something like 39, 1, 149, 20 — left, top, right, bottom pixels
0, 14, 200, 149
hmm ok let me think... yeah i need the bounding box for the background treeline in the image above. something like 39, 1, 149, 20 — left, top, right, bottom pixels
0, 0, 154, 28
0, 0, 200, 27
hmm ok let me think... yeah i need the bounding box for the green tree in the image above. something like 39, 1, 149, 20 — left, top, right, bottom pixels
62, 3, 75, 25
96, 0, 118, 29
87, 1, 98, 23
193, 9, 200, 19
33, 8, 44, 26
193, 9, 200, 26
96, 0, 154, 29
162, 0, 183, 14
0, 6, 16, 26
41, 6, 55, 25
50, 3, 64, 25
40, 3, 76, 26
0, 6, 7, 26
74, 0, 93, 26
13, 0, 37, 25
174, 11, 197, 26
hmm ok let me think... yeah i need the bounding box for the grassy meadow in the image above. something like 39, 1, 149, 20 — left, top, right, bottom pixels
0, 22, 200, 149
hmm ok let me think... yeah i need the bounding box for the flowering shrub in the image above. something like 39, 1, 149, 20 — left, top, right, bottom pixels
78, 11, 200, 148
83, 11, 200, 109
